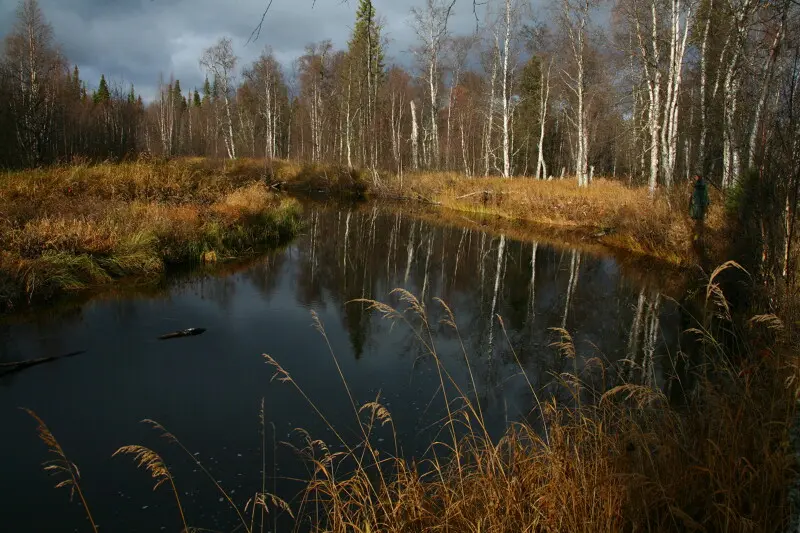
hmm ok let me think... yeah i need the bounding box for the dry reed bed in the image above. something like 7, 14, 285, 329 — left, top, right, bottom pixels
375, 172, 726, 266
262, 160, 725, 265
24, 279, 798, 532
0, 159, 301, 309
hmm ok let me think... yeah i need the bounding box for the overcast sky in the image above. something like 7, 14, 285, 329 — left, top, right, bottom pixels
0, 0, 558, 102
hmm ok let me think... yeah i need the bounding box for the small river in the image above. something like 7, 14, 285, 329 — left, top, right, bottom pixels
0, 203, 683, 532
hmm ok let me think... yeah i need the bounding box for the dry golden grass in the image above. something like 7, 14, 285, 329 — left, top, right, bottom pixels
375, 172, 726, 266
264, 279, 796, 533
23, 266, 797, 532
0, 158, 302, 310
23, 408, 98, 533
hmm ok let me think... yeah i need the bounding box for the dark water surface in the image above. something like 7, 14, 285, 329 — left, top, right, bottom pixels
0, 204, 681, 532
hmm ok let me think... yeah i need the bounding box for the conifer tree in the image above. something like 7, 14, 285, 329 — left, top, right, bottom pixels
94, 74, 110, 104
72, 65, 81, 99
173, 79, 186, 110
193, 89, 201, 107
202, 77, 212, 105
346, 0, 384, 167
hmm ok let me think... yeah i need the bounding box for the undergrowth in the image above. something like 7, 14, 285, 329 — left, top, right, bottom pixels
24, 263, 798, 532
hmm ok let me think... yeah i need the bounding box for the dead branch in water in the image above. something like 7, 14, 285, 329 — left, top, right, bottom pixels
0, 351, 86, 377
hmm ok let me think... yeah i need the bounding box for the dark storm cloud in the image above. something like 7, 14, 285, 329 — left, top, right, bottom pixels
0, 0, 549, 101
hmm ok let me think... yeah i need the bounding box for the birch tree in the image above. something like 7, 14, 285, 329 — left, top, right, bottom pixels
495, 0, 527, 177
559, 0, 595, 187
627, 0, 691, 192
411, 0, 457, 170
201, 38, 238, 160
3, 0, 63, 166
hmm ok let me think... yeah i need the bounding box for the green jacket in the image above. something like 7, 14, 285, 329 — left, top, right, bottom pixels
690, 179, 710, 220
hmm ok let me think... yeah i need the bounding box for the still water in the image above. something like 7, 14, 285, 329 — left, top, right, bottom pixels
0, 203, 681, 532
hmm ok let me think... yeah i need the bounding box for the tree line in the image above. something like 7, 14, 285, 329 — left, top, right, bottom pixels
1, 0, 798, 196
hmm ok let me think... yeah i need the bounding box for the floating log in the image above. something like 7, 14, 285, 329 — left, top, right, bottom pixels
0, 351, 86, 376
158, 327, 207, 341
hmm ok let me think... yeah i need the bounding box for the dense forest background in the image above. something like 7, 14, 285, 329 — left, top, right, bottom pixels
1, 0, 798, 196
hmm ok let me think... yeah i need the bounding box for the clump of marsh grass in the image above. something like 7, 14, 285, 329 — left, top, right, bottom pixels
0, 159, 303, 310
22, 263, 797, 532
256, 265, 797, 532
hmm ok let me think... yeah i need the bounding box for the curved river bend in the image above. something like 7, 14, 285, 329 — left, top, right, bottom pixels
0, 204, 682, 532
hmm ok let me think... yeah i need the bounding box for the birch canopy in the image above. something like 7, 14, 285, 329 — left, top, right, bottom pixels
0, 0, 797, 197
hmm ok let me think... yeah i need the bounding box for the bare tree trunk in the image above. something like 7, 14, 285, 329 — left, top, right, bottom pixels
635, 0, 662, 194
429, 58, 439, 167
501, 0, 513, 178
536, 59, 552, 180
346, 63, 353, 168
485, 40, 498, 176
562, 0, 591, 187
460, 114, 470, 176
696, 0, 712, 174
411, 100, 420, 170
223, 93, 236, 159
660, 0, 690, 189
748, 8, 786, 169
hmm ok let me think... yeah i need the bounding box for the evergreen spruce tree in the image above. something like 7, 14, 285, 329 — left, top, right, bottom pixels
193, 89, 201, 107
211, 75, 220, 100
346, 0, 385, 165
202, 77, 212, 105
173, 79, 186, 110
72, 65, 81, 99
349, 0, 384, 79
94, 74, 111, 104
127, 84, 136, 105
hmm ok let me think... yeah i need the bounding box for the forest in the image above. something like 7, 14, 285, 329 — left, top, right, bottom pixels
3, 0, 800, 532
1, 0, 796, 191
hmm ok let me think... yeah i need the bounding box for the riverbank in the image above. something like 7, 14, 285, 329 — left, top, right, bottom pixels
0, 159, 301, 311
266, 159, 726, 267
0, 156, 728, 310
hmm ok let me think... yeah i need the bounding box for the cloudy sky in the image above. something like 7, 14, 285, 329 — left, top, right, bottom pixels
0, 0, 561, 102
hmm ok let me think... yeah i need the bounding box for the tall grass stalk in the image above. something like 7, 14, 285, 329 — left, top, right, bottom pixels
23, 409, 98, 533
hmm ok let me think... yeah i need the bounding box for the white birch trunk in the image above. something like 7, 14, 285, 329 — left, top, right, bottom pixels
501, 0, 512, 178
747, 14, 785, 169
411, 100, 420, 170
485, 41, 498, 177
696, 0, 712, 174
536, 60, 551, 180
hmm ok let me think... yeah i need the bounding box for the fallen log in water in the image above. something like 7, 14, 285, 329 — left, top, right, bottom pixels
0, 351, 86, 376
158, 327, 207, 340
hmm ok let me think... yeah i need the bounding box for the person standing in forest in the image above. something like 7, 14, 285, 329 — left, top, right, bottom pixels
690, 174, 710, 222
689, 174, 710, 248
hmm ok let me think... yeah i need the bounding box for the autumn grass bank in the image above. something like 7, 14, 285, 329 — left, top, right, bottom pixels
0, 158, 301, 310
265, 159, 726, 266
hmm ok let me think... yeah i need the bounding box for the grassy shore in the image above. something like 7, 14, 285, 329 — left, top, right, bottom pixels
265, 159, 726, 266
0, 156, 728, 309
0, 158, 301, 310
